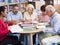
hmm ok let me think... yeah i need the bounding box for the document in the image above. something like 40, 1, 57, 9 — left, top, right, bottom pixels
8, 25, 23, 33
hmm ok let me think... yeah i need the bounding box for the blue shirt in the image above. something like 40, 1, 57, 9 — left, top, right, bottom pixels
7, 11, 23, 21
43, 12, 60, 34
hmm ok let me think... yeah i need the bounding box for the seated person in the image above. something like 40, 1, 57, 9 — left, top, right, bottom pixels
40, 5, 60, 45
0, 6, 19, 45
23, 4, 38, 22
23, 4, 38, 45
7, 5, 23, 25
6, 5, 23, 42
0, 6, 10, 45
38, 5, 50, 23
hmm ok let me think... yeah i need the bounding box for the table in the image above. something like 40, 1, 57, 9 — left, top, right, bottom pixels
8, 24, 45, 45
17, 28, 42, 45
8, 23, 52, 45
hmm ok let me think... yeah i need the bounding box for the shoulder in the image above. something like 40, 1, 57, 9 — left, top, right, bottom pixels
24, 12, 28, 15
8, 11, 12, 14
32, 12, 37, 17
53, 13, 60, 21
55, 13, 60, 19
8, 11, 13, 16
18, 11, 22, 14
33, 11, 37, 14
46, 15, 49, 17
0, 19, 3, 24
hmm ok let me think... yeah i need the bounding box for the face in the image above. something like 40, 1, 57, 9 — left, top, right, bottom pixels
27, 8, 33, 14
1, 10, 7, 17
13, 6, 19, 14
45, 8, 53, 17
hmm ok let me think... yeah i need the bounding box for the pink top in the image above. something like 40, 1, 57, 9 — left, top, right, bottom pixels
38, 13, 50, 23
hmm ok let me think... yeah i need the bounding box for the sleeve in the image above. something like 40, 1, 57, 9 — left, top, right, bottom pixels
0, 21, 9, 36
6, 12, 12, 21
37, 14, 41, 22
37, 13, 43, 22
35, 13, 38, 20
43, 17, 60, 34
19, 12, 23, 20
33, 12, 38, 21
23, 12, 26, 20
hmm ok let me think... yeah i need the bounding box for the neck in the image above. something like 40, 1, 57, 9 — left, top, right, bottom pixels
29, 12, 33, 16
42, 14, 45, 16
0, 15, 3, 20
13, 11, 17, 15
51, 12, 55, 17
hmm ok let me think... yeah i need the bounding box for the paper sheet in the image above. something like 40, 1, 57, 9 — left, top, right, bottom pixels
8, 25, 23, 33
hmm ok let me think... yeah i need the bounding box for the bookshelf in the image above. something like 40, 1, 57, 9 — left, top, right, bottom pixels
44, 0, 54, 5
0, 0, 28, 13
0, 2, 28, 13
0, 0, 46, 14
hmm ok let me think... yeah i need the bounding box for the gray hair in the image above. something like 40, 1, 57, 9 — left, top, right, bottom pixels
26, 4, 34, 11
46, 5, 56, 13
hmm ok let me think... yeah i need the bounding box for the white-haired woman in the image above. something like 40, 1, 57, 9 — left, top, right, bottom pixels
23, 4, 39, 45
23, 4, 38, 22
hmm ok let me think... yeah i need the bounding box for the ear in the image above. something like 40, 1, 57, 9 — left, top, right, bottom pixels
1, 11, 4, 14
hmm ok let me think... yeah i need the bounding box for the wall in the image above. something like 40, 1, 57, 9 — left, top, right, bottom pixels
54, 4, 60, 14
35, 1, 45, 10
54, 0, 60, 14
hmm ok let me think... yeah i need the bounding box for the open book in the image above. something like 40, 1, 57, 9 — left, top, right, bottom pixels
8, 25, 23, 33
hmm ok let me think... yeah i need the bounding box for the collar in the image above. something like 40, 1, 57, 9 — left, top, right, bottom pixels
12, 11, 18, 15
51, 12, 57, 19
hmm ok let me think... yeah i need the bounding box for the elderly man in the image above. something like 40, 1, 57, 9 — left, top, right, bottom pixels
39, 5, 60, 45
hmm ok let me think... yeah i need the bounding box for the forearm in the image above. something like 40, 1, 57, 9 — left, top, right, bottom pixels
43, 28, 58, 34
7, 20, 18, 25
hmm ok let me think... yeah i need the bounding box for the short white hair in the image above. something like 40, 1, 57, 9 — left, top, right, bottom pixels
46, 5, 56, 13
26, 4, 34, 11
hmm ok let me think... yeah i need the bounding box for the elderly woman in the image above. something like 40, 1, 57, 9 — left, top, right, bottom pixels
23, 4, 39, 45
23, 4, 38, 22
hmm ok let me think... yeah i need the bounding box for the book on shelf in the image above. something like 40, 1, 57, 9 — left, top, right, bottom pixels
0, 0, 5, 2
19, 0, 27, 2
4, 0, 19, 3
12, 0, 19, 3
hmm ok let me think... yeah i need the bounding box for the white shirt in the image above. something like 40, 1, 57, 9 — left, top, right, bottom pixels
24, 11, 38, 21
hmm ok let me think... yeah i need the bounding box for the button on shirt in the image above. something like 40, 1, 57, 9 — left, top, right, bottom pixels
7, 11, 23, 21
43, 12, 60, 34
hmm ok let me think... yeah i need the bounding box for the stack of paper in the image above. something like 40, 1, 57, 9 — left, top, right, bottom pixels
8, 25, 23, 33
36, 25, 46, 29
21, 24, 33, 27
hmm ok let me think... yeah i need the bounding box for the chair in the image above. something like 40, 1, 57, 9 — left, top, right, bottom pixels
57, 42, 60, 45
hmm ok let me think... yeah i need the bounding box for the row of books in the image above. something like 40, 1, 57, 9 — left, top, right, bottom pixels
0, 0, 26, 3
0, 0, 41, 3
